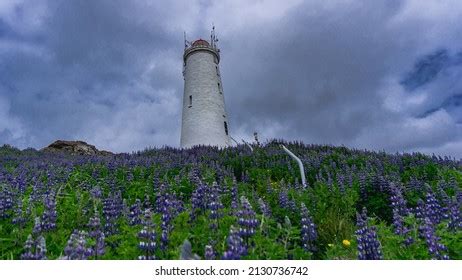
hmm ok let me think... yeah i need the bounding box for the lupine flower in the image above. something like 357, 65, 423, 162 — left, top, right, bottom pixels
208, 183, 224, 230
138, 209, 157, 260
424, 191, 443, 225
257, 197, 271, 217
63, 230, 93, 260
204, 245, 215, 260
300, 203, 317, 252
41, 192, 57, 231
358, 172, 367, 200
102, 193, 123, 236
12, 198, 26, 226
190, 183, 207, 221
414, 199, 426, 220
355, 208, 383, 260
230, 181, 239, 214
128, 199, 142, 225
389, 184, 414, 245
20, 235, 47, 260
0, 187, 13, 218
90, 186, 102, 200
337, 173, 345, 193
33, 216, 42, 235
222, 227, 247, 260
288, 199, 298, 212
447, 199, 462, 231
389, 183, 409, 216
279, 189, 289, 209
87, 211, 105, 258
419, 218, 449, 260
236, 196, 259, 238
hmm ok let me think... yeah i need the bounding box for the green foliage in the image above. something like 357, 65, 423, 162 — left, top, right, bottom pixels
0, 142, 461, 260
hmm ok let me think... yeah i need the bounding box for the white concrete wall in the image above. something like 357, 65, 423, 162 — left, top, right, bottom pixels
180, 49, 232, 148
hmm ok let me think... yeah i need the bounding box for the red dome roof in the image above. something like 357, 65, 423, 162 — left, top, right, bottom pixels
192, 39, 210, 47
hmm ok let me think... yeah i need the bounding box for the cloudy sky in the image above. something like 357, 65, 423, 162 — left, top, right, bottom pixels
0, 0, 461, 157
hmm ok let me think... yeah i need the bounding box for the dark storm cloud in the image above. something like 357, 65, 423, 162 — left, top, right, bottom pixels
1, 0, 462, 157
0, 0, 183, 151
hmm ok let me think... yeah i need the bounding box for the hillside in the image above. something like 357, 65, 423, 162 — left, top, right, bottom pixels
0, 140, 461, 259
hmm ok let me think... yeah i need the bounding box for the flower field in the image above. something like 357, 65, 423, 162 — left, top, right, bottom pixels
0, 141, 461, 260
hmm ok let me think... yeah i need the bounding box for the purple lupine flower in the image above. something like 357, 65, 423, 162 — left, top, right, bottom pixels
41, 192, 57, 231
419, 218, 449, 260
230, 180, 239, 214
288, 199, 298, 212
90, 186, 102, 200
63, 230, 93, 260
128, 199, 142, 225
208, 182, 224, 230
389, 184, 414, 245
102, 193, 123, 236
21, 235, 47, 260
138, 209, 157, 260
143, 194, 152, 210
257, 197, 271, 217
21, 235, 36, 260
424, 191, 443, 225
0, 186, 13, 218
279, 188, 289, 209
190, 182, 207, 221
188, 168, 202, 187
160, 201, 172, 250
222, 227, 247, 260
87, 211, 105, 258
447, 199, 462, 231
358, 171, 367, 200
32, 217, 42, 235
204, 245, 216, 260
12, 198, 26, 226
300, 203, 317, 252
408, 177, 423, 192
355, 208, 383, 260
414, 199, 426, 220
35, 236, 47, 260
389, 183, 409, 216
236, 196, 259, 238
337, 173, 345, 193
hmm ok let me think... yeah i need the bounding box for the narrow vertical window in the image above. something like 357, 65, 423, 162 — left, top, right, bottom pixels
218, 82, 222, 94
216, 66, 220, 76
189, 95, 192, 107
224, 121, 228, 135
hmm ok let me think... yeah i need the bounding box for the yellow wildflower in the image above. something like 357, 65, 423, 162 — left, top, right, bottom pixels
342, 239, 351, 247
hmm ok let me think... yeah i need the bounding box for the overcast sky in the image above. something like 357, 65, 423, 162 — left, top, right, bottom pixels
0, 0, 461, 157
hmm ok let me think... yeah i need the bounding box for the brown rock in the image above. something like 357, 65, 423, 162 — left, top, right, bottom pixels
42, 140, 113, 156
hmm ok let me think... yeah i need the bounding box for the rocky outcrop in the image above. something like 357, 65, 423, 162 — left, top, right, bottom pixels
42, 140, 113, 156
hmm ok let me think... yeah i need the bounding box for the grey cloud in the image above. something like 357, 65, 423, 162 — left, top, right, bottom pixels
0, 0, 462, 158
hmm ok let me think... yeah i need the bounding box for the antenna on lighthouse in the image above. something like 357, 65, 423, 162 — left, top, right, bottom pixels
184, 31, 187, 49
211, 24, 218, 49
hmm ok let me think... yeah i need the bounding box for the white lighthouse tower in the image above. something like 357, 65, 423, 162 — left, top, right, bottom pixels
180, 28, 232, 148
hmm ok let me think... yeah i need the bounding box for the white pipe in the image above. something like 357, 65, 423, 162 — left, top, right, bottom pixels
230, 136, 239, 146
241, 139, 254, 152
281, 145, 306, 188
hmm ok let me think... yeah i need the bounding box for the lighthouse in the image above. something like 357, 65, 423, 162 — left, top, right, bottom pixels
180, 28, 232, 148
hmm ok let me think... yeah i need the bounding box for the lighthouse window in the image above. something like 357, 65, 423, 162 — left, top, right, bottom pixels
189, 95, 192, 107
224, 121, 228, 135
216, 66, 220, 76
217, 82, 221, 93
